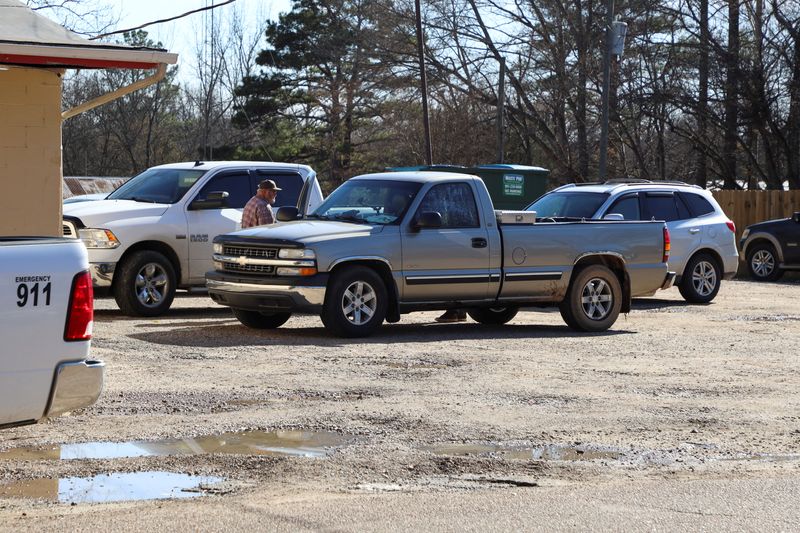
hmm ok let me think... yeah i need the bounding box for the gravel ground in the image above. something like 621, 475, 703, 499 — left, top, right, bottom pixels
1, 279, 799, 530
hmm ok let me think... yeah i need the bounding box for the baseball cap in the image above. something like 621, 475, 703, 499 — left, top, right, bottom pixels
258, 179, 282, 191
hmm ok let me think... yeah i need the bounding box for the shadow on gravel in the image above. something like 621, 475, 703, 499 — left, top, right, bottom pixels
94, 307, 233, 321
128, 322, 635, 348
630, 298, 701, 311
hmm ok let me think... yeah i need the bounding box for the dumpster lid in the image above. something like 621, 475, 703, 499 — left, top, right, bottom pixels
475, 164, 549, 172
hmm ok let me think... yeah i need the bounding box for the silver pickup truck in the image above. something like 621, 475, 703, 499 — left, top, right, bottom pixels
206, 172, 674, 337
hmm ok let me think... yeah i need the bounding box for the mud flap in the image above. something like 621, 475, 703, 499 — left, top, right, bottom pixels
621, 272, 632, 314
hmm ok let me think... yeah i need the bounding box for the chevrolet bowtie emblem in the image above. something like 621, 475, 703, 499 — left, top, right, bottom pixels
237, 256, 248, 265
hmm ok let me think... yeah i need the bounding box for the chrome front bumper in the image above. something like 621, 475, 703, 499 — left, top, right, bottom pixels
45, 360, 105, 418
206, 278, 326, 312
89, 262, 116, 287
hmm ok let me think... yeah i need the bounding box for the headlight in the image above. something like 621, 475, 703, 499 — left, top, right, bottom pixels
213, 243, 223, 254
278, 248, 315, 259
78, 228, 120, 249
276, 267, 318, 276
740, 229, 750, 240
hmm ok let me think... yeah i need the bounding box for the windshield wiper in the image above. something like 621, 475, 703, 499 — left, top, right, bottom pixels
333, 212, 369, 223
127, 196, 158, 203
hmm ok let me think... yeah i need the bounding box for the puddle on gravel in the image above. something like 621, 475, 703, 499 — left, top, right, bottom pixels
423, 443, 624, 461
0, 430, 348, 461
0, 472, 223, 503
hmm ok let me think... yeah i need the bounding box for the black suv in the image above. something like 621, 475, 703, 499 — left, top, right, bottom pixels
740, 212, 800, 281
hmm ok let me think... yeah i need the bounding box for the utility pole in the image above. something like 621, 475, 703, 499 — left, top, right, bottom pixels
496, 57, 505, 164
414, 0, 433, 165
598, 0, 614, 181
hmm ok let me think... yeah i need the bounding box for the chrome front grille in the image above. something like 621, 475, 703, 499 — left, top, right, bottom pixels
222, 245, 277, 259
222, 263, 275, 274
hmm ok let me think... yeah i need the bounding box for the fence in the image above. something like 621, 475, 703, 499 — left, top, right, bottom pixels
711, 190, 800, 243
62, 177, 129, 199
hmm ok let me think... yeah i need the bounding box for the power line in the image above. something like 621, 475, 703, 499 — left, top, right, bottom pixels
89, 0, 237, 41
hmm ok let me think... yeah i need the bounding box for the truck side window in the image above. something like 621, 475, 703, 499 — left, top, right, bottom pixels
417, 183, 480, 228
607, 195, 640, 220
253, 173, 304, 208
196, 173, 251, 209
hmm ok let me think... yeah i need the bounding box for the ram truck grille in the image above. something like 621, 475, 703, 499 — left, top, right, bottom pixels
62, 221, 77, 238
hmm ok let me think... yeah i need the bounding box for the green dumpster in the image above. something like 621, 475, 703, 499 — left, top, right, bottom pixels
386, 164, 549, 210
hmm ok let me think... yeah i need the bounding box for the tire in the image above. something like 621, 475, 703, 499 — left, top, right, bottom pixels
232, 308, 291, 329
559, 265, 622, 332
321, 266, 388, 338
113, 250, 177, 317
678, 253, 721, 303
468, 306, 519, 325
746, 243, 783, 282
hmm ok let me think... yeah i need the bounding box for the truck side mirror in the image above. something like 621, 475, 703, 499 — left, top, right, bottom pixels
413, 211, 443, 231
276, 206, 300, 222
189, 191, 229, 210
793, 211, 800, 223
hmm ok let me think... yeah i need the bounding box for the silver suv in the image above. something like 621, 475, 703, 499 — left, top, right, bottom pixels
525, 180, 739, 303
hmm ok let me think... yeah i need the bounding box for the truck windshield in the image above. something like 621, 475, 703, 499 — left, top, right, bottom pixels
526, 191, 608, 218
107, 168, 206, 204
309, 179, 422, 225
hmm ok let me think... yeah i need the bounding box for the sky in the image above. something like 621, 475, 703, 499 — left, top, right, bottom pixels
104, 0, 291, 81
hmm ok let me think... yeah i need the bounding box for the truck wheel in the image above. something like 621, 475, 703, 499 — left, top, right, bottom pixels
113, 250, 176, 317
559, 265, 622, 332
232, 308, 291, 329
746, 243, 783, 282
468, 306, 519, 325
678, 253, 721, 303
321, 266, 387, 338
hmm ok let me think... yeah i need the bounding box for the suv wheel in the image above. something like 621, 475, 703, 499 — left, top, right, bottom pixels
114, 250, 176, 316
746, 243, 783, 282
468, 306, 519, 325
678, 253, 721, 303
559, 265, 622, 332
232, 308, 292, 329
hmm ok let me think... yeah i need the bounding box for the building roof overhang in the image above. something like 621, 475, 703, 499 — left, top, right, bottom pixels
0, 1, 177, 69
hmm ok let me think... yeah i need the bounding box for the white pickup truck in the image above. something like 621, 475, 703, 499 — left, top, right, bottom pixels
63, 161, 323, 316
0, 237, 103, 429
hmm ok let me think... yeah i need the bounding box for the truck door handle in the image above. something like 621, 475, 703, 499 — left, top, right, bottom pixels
689, 228, 700, 234
472, 238, 487, 248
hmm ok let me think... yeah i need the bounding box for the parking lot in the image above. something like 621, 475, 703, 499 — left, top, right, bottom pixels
1, 279, 800, 530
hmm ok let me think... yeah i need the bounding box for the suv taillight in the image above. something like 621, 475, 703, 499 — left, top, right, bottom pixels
663, 226, 671, 263
64, 271, 94, 341
726, 220, 736, 233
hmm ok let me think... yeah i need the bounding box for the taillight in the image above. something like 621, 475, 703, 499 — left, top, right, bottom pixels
64, 271, 94, 341
663, 226, 671, 263
726, 220, 736, 233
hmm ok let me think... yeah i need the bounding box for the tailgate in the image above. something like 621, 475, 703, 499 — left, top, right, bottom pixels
0, 238, 91, 425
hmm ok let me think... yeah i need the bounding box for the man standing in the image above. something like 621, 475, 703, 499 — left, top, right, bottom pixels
241, 179, 281, 228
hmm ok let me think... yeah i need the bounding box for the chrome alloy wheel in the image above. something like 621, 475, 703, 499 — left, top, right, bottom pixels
342, 281, 377, 325
580, 278, 613, 320
751, 249, 775, 278
135, 262, 170, 308
691, 260, 718, 297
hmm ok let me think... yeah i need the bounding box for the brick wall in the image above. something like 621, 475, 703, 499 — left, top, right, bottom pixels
0, 66, 63, 237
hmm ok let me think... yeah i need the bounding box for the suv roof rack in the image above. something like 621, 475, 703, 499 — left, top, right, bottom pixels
604, 179, 700, 188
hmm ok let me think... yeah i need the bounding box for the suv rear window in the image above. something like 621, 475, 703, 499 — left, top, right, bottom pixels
526, 192, 608, 218
679, 192, 716, 217
643, 194, 680, 222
